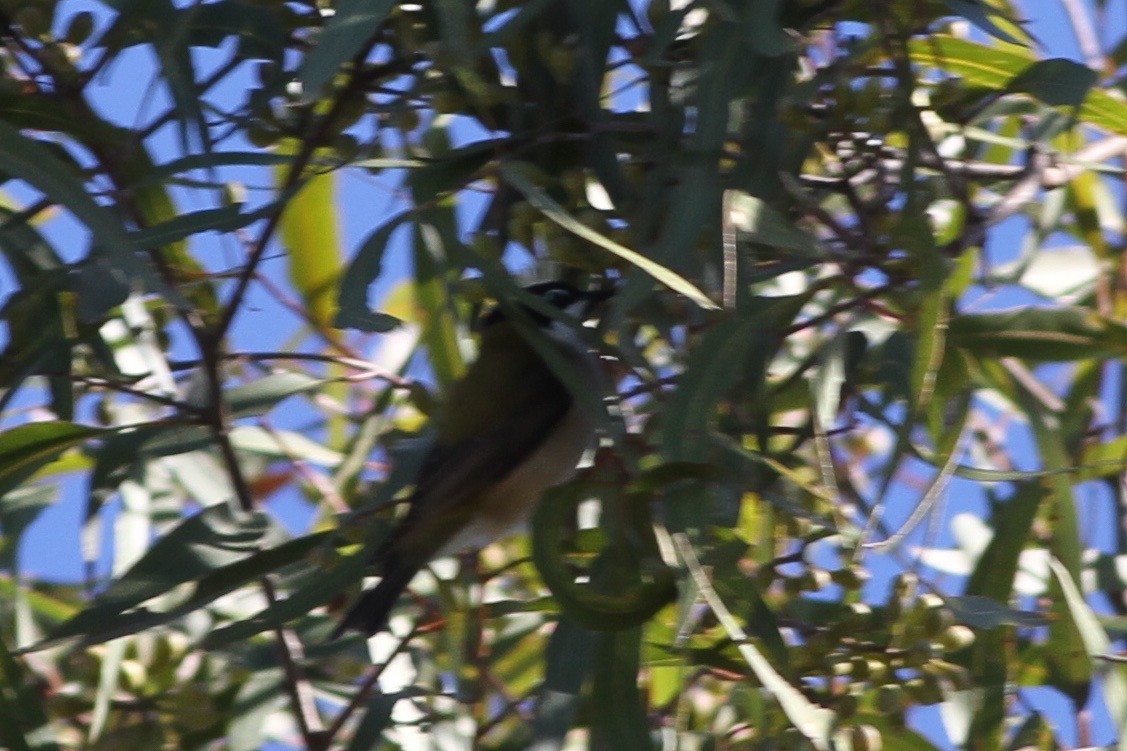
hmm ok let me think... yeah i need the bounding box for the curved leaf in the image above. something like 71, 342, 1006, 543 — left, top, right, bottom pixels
501, 163, 718, 310
0, 422, 106, 499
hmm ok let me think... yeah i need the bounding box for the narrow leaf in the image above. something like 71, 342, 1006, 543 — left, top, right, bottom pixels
0, 631, 56, 751
950, 307, 1127, 361
226, 372, 330, 417
1048, 557, 1127, 746
590, 628, 652, 751
277, 141, 343, 329
298, 0, 395, 96
0, 422, 106, 499
501, 164, 718, 310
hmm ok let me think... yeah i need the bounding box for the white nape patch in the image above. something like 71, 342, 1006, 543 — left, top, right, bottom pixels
586, 180, 615, 211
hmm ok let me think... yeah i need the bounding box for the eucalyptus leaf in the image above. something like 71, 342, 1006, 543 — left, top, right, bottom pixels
298, 0, 395, 96
0, 422, 107, 500
502, 163, 717, 310
32, 507, 329, 650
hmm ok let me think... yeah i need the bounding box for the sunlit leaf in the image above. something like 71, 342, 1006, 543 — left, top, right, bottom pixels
502, 163, 718, 310
276, 141, 343, 330
0, 422, 106, 499
1048, 557, 1127, 742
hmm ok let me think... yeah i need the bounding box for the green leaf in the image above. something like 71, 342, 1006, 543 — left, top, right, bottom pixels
965, 483, 1045, 602
661, 295, 803, 462
335, 213, 409, 332
409, 140, 497, 203
501, 163, 718, 310
342, 692, 398, 751
226, 371, 330, 417
411, 220, 465, 388
662, 317, 758, 462
48, 503, 276, 634
229, 426, 343, 466
531, 618, 594, 750
726, 191, 821, 256
906, 222, 949, 420
85, 422, 211, 526
950, 307, 1127, 361
33, 506, 329, 650
276, 141, 343, 329
0, 630, 57, 751
1008, 58, 1098, 110
625, 9, 741, 313
1077, 436, 1127, 481
0, 485, 58, 571
909, 36, 1127, 135
1048, 556, 1127, 741
1001, 359, 1086, 703
227, 669, 285, 751
953, 482, 1045, 746
908, 35, 1036, 89
0, 422, 106, 499
298, 0, 396, 97
1080, 88, 1127, 136
202, 540, 367, 648
591, 628, 652, 751
0, 121, 134, 266
128, 204, 264, 250
184, 1, 285, 61
810, 329, 849, 429
567, 0, 631, 207
155, 0, 211, 155
143, 151, 300, 184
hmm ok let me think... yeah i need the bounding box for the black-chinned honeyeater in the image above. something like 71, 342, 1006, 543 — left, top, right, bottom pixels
333, 281, 611, 637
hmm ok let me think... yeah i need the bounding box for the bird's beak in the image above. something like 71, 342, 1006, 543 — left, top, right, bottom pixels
579, 286, 615, 318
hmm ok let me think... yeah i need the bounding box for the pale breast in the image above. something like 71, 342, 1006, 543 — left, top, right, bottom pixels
439, 404, 594, 555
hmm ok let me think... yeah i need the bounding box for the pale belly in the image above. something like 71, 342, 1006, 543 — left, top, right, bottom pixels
438, 405, 593, 555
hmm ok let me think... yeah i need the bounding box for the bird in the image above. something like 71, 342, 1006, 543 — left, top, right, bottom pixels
333, 281, 612, 638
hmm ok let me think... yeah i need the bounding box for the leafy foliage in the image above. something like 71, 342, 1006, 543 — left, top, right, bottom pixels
1, 0, 1126, 749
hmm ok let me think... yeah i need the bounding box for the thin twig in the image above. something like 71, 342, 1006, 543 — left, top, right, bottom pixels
781, 284, 895, 337
251, 270, 363, 358
323, 622, 424, 743
259, 418, 349, 514
169, 351, 409, 386
211, 31, 390, 343
65, 374, 203, 413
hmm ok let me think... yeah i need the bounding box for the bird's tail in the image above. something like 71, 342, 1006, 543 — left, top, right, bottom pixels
331, 556, 420, 639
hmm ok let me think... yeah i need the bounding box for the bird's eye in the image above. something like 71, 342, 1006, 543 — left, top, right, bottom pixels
544, 288, 572, 307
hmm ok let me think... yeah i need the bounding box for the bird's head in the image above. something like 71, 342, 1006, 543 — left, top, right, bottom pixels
480, 281, 614, 330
